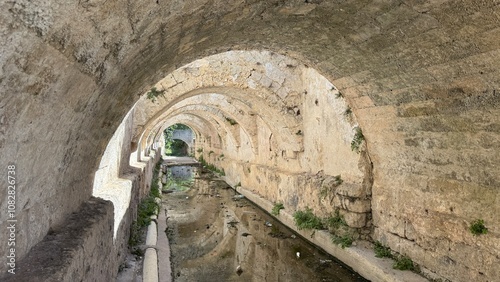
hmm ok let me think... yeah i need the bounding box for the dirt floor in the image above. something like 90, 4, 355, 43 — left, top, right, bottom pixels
163, 166, 369, 282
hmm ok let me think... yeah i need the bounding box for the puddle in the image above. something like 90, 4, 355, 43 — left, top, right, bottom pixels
163, 165, 369, 282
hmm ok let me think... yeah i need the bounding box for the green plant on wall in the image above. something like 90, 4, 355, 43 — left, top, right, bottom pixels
271, 203, 284, 216
393, 255, 415, 271
324, 210, 347, 230
129, 159, 161, 249
344, 107, 352, 117
293, 207, 323, 230
146, 87, 165, 102
351, 126, 364, 153
331, 234, 353, 249
374, 241, 393, 258
469, 219, 488, 235
225, 117, 238, 125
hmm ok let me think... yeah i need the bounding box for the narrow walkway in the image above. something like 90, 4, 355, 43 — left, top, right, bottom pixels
157, 207, 172, 282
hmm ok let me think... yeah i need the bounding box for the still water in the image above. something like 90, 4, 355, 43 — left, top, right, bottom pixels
163, 165, 369, 282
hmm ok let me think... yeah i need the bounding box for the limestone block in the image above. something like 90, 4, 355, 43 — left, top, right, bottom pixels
336, 183, 366, 198
340, 197, 371, 213
343, 211, 367, 228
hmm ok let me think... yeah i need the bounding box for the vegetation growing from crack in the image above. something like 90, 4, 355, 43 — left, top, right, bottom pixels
225, 117, 238, 125
324, 210, 347, 230
293, 207, 324, 230
393, 255, 415, 271
146, 87, 165, 102
271, 203, 284, 216
325, 210, 353, 248
372, 241, 417, 272
198, 155, 225, 176
293, 208, 355, 249
374, 241, 393, 258
331, 234, 353, 249
344, 107, 352, 117
197, 148, 203, 153
129, 159, 162, 253
469, 219, 488, 235
351, 126, 364, 153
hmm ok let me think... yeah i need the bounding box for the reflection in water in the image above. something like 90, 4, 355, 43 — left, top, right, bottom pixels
163, 166, 369, 282
169, 166, 196, 180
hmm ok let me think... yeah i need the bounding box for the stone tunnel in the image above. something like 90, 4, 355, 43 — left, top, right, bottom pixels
0, 1, 499, 281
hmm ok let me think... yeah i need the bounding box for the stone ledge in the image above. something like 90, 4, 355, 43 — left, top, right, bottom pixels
0, 197, 115, 282
235, 186, 428, 282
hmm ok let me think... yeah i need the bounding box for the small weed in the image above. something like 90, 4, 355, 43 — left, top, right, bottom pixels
219, 154, 224, 159
235, 182, 241, 187
296, 130, 303, 135
331, 234, 353, 249
293, 207, 324, 230
351, 126, 364, 153
324, 210, 347, 230
344, 107, 352, 117
393, 255, 415, 271
374, 241, 393, 258
131, 248, 144, 257
146, 87, 165, 102
334, 175, 343, 185
208, 150, 214, 156
225, 117, 238, 125
129, 159, 161, 256
128, 221, 141, 247
470, 219, 488, 236
271, 203, 284, 216
197, 148, 203, 153
137, 196, 159, 227
335, 92, 343, 99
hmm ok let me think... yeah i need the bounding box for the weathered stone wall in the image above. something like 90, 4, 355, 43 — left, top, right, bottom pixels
0, 198, 116, 282
1, 0, 499, 281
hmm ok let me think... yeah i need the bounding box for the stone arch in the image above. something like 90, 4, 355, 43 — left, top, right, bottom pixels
2, 1, 499, 281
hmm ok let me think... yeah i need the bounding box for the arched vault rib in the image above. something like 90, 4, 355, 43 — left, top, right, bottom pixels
159, 114, 221, 147
141, 110, 230, 153
147, 93, 262, 154
137, 88, 303, 158
132, 50, 308, 155
158, 105, 241, 149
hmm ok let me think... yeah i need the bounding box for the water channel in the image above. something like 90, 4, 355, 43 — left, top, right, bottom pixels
163, 165, 369, 282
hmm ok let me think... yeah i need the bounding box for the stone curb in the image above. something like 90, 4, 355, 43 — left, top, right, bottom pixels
143, 200, 161, 282
235, 186, 428, 282
143, 160, 163, 282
